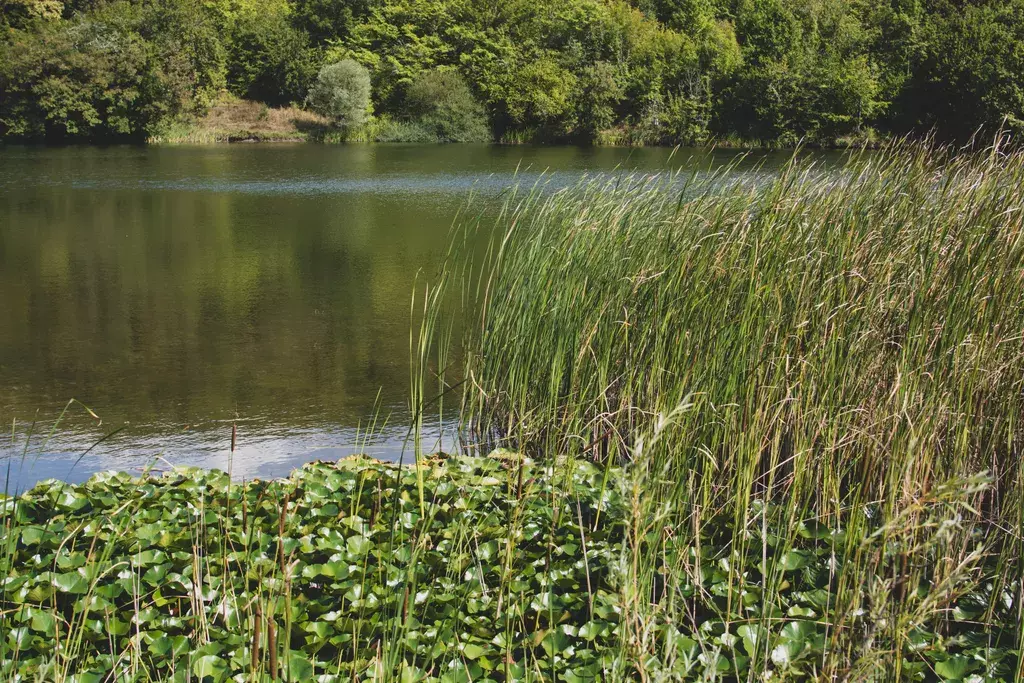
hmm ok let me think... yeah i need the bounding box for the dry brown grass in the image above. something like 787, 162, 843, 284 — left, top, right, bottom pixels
153, 94, 329, 143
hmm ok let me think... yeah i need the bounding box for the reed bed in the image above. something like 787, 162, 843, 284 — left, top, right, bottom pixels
438, 139, 1024, 677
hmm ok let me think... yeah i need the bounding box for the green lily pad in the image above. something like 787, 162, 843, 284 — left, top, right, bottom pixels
935, 656, 979, 680
53, 571, 89, 595
192, 654, 228, 681
461, 642, 487, 660
285, 652, 314, 680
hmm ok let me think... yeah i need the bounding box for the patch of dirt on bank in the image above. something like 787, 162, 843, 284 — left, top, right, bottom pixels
157, 94, 329, 142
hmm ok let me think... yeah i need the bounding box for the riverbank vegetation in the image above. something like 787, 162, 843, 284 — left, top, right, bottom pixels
432, 139, 1024, 677
2, 0, 1024, 146
1, 456, 636, 681
2, 141, 1022, 679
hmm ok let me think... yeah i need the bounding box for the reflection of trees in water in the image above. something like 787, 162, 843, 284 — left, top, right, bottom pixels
0, 144, 803, 445
0, 149, 458, 433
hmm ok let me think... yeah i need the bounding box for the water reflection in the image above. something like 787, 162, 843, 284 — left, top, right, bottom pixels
0, 144, 836, 490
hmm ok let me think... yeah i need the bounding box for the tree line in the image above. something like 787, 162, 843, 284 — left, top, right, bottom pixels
2, 0, 1023, 145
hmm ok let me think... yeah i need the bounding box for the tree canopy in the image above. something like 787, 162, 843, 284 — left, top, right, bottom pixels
2, 0, 1023, 144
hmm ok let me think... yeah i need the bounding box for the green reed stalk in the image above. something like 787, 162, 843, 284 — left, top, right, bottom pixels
435, 138, 1024, 678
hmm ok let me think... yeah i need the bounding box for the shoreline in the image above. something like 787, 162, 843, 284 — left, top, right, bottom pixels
4, 97, 884, 151
3, 135, 884, 151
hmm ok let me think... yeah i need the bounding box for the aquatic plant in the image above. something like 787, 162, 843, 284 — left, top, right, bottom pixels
0, 455, 1016, 681
0, 457, 628, 681
437, 139, 1024, 677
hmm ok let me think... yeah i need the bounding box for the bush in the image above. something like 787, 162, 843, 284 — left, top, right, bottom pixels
290, 0, 371, 45
142, 0, 227, 114
572, 62, 624, 143
373, 118, 438, 143
895, 1, 1024, 140
404, 69, 491, 143
305, 59, 371, 129
661, 90, 712, 145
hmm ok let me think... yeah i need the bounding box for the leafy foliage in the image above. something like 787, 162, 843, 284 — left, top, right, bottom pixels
3, 0, 1024, 143
290, 0, 370, 45
0, 0, 223, 140
427, 140, 1024, 678
0, 454, 1018, 679
306, 59, 371, 129
897, 1, 1024, 138
226, 9, 318, 106
403, 69, 490, 143
0, 456, 628, 680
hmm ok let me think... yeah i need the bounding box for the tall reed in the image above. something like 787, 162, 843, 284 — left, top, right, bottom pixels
441, 139, 1024, 676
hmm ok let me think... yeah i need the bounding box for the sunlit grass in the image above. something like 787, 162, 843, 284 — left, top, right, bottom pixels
439, 138, 1024, 677
1, 139, 1022, 681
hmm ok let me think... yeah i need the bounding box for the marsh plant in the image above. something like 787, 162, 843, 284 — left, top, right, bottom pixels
2, 140, 1023, 681
439, 139, 1024, 678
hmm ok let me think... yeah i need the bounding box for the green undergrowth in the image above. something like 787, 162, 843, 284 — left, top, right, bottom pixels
0, 454, 1019, 681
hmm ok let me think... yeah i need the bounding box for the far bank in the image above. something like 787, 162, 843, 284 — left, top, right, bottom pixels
148, 95, 883, 149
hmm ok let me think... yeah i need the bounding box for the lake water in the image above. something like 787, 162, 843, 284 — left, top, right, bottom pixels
0, 144, 824, 490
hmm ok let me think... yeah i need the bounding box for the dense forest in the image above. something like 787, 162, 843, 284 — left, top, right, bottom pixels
2, 0, 1023, 145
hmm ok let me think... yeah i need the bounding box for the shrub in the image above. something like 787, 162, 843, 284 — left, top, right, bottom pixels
373, 118, 438, 143
660, 90, 712, 145
305, 59, 371, 129
896, 1, 1024, 139
290, 0, 371, 45
572, 62, 624, 143
404, 69, 491, 143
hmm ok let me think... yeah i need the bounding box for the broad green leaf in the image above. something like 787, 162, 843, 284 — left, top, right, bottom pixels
29, 609, 57, 636
462, 642, 487, 660
541, 630, 571, 657
400, 663, 426, 683
347, 534, 373, 557
285, 652, 314, 681
737, 624, 765, 657
935, 656, 978, 680
192, 654, 228, 682
21, 526, 47, 545
771, 640, 804, 667
780, 550, 812, 571
53, 571, 89, 595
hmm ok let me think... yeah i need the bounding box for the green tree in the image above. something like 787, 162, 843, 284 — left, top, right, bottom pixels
0, 0, 224, 140
493, 55, 578, 138
227, 10, 318, 105
2, 0, 1021, 144
141, 0, 226, 113
572, 62, 624, 142
734, 0, 800, 65
290, 0, 371, 45
306, 59, 372, 129
0, 16, 149, 139
0, 0, 62, 30
644, 0, 723, 31
335, 0, 479, 110
718, 0, 882, 143
895, 1, 1024, 139
404, 69, 491, 142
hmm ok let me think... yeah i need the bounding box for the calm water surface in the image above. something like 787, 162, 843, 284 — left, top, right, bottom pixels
0, 144, 828, 489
